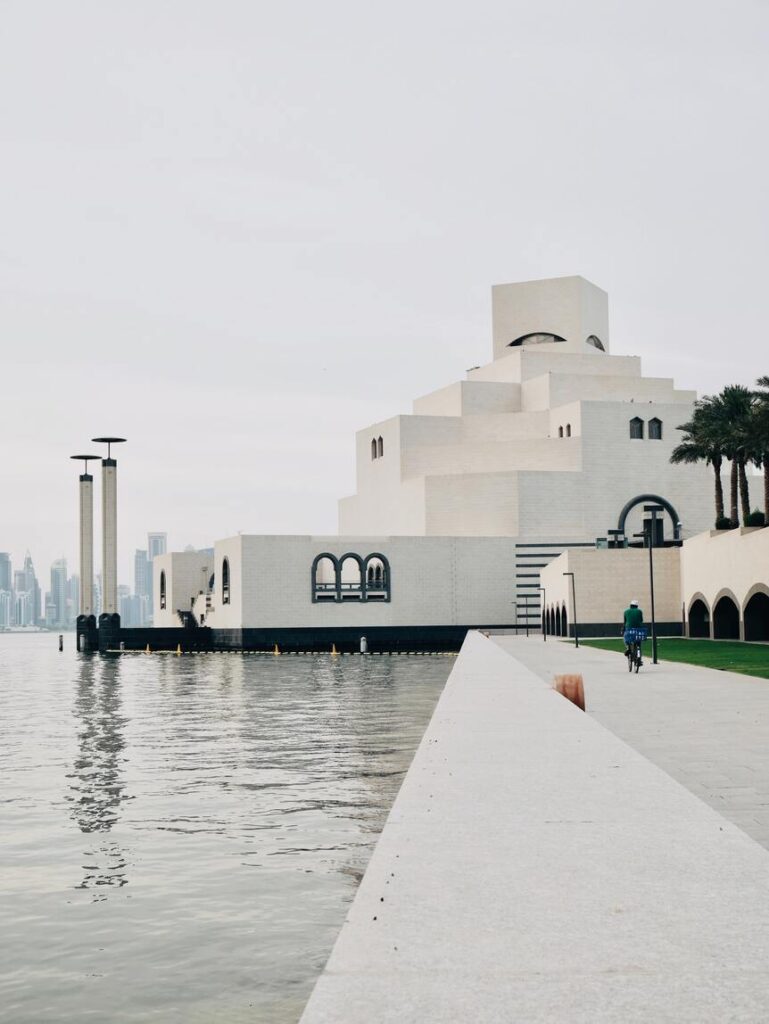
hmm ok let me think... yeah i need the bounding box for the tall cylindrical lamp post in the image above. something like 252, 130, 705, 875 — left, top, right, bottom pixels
92, 437, 126, 617
70, 455, 99, 615
642, 504, 664, 665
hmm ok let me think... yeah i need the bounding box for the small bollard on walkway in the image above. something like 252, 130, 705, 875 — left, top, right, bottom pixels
360, 635, 368, 654
58, 634, 63, 652
553, 673, 585, 712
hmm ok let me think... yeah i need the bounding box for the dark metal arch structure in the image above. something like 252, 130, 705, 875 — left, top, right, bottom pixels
617, 494, 682, 543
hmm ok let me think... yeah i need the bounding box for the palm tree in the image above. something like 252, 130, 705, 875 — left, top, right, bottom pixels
671, 399, 726, 525
718, 384, 756, 526
753, 376, 769, 523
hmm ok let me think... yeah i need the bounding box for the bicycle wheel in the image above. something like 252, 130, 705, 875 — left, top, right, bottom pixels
627, 648, 633, 672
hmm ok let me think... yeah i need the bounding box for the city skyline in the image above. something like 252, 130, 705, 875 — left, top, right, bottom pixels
0, 532, 169, 629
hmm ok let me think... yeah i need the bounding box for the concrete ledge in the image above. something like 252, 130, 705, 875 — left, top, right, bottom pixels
300, 631, 769, 1023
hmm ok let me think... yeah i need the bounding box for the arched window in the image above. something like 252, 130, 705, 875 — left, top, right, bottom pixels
222, 557, 230, 605
586, 335, 605, 351
713, 594, 739, 639
339, 555, 363, 600
558, 426, 564, 438
649, 418, 662, 440
629, 417, 644, 440
371, 438, 378, 460
555, 606, 562, 636
364, 554, 390, 601
312, 554, 338, 601
377, 436, 384, 458
562, 605, 568, 637
159, 570, 166, 610
565, 424, 571, 438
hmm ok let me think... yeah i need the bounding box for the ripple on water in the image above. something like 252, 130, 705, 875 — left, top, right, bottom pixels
0, 635, 450, 1023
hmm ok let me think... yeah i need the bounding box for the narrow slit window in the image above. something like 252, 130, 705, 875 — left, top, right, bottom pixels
222, 557, 230, 605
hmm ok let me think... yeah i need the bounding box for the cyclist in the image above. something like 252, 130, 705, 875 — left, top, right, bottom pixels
623, 599, 644, 664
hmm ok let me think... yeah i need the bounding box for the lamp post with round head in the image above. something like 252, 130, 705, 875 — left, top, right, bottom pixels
92, 437, 126, 616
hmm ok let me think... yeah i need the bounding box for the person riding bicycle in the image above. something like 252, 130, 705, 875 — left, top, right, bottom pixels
623, 600, 644, 662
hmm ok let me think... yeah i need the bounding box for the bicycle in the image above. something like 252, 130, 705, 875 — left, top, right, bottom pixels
624, 627, 647, 673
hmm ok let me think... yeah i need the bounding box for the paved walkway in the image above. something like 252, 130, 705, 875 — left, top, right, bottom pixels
493, 635, 769, 850
301, 632, 769, 1023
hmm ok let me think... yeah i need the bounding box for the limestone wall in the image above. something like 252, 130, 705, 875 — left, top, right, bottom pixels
540, 547, 682, 635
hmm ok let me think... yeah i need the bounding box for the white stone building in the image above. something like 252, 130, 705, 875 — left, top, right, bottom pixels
153, 275, 714, 649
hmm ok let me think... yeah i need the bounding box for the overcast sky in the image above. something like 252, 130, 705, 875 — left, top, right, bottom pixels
2, 0, 768, 584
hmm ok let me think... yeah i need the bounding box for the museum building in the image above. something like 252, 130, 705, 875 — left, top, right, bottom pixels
152, 275, 714, 650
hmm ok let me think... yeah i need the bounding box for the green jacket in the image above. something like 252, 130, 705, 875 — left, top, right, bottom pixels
623, 606, 644, 628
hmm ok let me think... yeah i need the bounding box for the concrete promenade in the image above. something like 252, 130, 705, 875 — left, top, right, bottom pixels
301, 631, 769, 1023
494, 635, 769, 851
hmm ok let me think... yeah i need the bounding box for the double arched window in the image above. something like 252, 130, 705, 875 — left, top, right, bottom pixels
311, 552, 391, 603
159, 570, 167, 610
629, 417, 663, 440
222, 557, 230, 605
371, 436, 384, 460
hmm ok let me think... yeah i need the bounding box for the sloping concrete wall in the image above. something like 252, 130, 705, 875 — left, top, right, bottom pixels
301, 631, 769, 1023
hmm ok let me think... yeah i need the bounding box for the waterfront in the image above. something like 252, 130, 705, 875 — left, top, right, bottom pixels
0, 635, 450, 1023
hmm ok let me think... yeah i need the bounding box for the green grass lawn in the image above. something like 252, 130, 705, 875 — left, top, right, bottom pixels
579, 637, 769, 680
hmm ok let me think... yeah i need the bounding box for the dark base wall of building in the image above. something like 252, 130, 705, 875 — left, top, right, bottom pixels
99, 623, 513, 653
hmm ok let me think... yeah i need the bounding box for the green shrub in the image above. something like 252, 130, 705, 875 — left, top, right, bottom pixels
746, 509, 766, 527
715, 516, 734, 530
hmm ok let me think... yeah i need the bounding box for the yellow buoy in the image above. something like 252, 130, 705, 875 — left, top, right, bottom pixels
331, 643, 338, 656
145, 643, 151, 654
273, 643, 280, 656
176, 644, 182, 656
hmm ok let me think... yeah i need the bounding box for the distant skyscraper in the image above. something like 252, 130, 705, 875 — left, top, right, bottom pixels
0, 553, 11, 593
133, 549, 150, 627
50, 558, 67, 627
147, 533, 167, 561
0, 553, 11, 628
66, 574, 80, 628
12, 553, 41, 626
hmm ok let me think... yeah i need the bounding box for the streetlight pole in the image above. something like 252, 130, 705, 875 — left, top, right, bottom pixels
539, 587, 547, 642
562, 572, 578, 647
634, 503, 664, 665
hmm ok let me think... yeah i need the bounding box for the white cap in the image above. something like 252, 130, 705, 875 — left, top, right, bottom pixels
630, 599, 638, 606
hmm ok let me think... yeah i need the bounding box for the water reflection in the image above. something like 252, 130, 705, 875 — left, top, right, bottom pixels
66, 654, 129, 895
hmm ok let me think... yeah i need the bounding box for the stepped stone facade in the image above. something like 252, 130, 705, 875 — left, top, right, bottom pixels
154, 276, 713, 638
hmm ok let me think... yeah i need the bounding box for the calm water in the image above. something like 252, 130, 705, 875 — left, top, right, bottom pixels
0, 635, 450, 1023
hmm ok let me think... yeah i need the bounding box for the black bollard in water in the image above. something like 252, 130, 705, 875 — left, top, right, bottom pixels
58, 634, 63, 652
